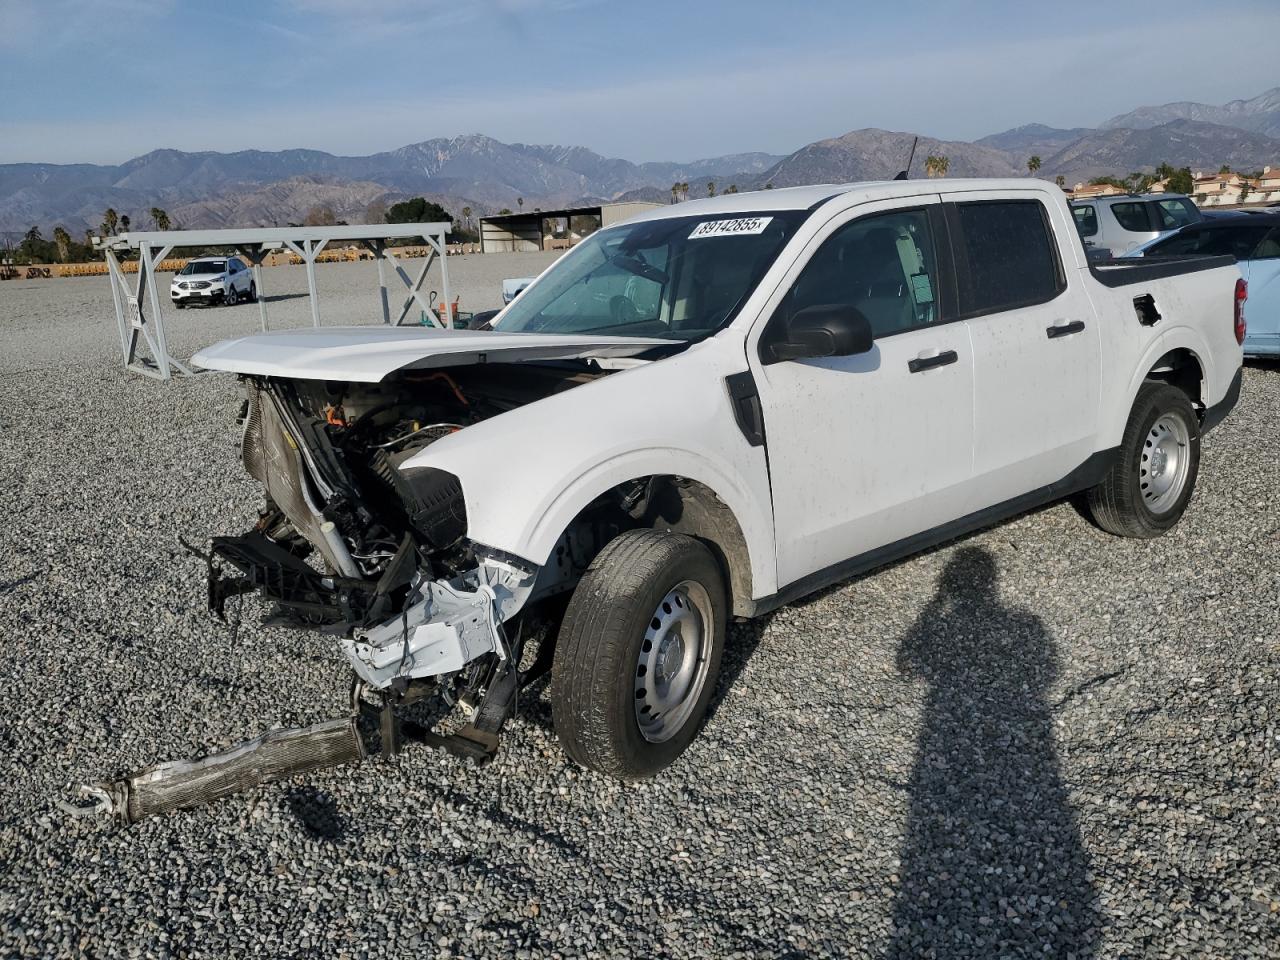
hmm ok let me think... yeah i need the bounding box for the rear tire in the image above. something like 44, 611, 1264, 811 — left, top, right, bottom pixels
248, 281, 257, 303
551, 530, 727, 779
1087, 381, 1200, 538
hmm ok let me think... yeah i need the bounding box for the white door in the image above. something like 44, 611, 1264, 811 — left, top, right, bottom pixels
944, 192, 1101, 506
1243, 232, 1280, 353
750, 200, 976, 588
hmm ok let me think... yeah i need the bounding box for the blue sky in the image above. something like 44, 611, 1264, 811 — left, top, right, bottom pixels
1, 0, 1278, 165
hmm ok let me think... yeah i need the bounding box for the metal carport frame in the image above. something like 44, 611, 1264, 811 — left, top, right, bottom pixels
95, 222, 452, 381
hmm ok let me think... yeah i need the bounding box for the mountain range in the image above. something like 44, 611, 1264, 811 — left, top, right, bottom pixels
3, 87, 1278, 236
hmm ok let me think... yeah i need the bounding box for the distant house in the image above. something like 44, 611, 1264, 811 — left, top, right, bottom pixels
1192, 171, 1252, 206
1069, 182, 1129, 199
1254, 166, 1280, 205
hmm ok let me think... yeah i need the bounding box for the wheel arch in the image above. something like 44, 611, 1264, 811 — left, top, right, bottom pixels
520, 457, 772, 617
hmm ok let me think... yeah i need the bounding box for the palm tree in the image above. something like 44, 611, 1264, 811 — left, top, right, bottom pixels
725, 184, 739, 194
461, 206, 472, 230
671, 182, 680, 204
53, 226, 71, 262
120, 214, 131, 233
1027, 155, 1042, 176
101, 208, 119, 236
681, 182, 690, 202
764, 182, 773, 190
150, 207, 171, 231
707, 181, 716, 198
1055, 175, 1066, 189
924, 155, 950, 178
517, 197, 524, 211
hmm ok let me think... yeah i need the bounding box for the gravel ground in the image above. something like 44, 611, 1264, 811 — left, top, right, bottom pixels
1, 263, 1277, 958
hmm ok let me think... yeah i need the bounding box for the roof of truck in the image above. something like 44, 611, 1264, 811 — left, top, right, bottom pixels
624, 178, 1065, 222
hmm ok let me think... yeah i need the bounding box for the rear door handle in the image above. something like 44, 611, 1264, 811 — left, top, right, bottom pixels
1046, 320, 1086, 339
908, 350, 958, 373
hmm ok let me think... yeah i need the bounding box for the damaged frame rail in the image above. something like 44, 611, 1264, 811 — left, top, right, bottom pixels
58, 540, 543, 827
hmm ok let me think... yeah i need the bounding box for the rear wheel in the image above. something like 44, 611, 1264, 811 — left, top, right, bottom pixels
551, 530, 726, 778
1087, 381, 1200, 538
247, 281, 257, 303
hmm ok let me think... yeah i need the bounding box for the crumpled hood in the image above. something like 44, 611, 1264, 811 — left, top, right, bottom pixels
191, 326, 671, 382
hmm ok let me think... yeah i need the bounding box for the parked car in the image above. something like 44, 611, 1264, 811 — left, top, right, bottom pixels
502, 276, 535, 304
189, 178, 1243, 781
1124, 211, 1280, 356
1071, 193, 1202, 258
171, 256, 255, 308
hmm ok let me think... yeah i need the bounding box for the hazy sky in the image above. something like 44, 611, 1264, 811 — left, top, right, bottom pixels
2, 0, 1278, 165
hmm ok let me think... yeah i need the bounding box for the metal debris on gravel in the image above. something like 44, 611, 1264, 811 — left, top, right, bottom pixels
1, 259, 1277, 958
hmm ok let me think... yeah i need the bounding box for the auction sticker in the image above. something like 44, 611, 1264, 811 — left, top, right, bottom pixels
688, 217, 773, 239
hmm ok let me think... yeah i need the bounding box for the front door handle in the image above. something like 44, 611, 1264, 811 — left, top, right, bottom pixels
1046, 320, 1086, 339
908, 350, 958, 373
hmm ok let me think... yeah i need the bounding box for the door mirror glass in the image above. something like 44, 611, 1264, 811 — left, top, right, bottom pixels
765, 304, 873, 363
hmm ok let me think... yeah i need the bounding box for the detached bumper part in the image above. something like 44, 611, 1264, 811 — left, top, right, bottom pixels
343, 555, 536, 689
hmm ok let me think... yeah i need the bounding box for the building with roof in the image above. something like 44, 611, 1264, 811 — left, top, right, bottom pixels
1069, 182, 1129, 199
479, 201, 663, 253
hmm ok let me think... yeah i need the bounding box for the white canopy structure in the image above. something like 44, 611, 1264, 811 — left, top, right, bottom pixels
95, 222, 452, 380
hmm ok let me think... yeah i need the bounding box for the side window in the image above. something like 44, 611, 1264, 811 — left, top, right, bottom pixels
1147, 228, 1204, 256
1072, 204, 1098, 238
953, 200, 1064, 316
785, 208, 941, 338
1194, 226, 1274, 259
1154, 198, 1198, 230
1110, 202, 1151, 232
1254, 228, 1280, 260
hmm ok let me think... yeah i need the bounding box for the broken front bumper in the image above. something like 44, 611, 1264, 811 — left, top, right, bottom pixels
210, 534, 536, 689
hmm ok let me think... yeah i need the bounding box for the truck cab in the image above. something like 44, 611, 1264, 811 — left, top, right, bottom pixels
189, 178, 1243, 780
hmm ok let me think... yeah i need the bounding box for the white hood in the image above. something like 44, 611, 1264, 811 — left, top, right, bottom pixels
191, 326, 671, 382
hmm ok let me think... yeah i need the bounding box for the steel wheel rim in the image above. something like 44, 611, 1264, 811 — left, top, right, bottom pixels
1140, 412, 1191, 513
634, 580, 713, 744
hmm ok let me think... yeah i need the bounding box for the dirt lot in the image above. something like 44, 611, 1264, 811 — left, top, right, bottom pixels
0, 260, 1277, 958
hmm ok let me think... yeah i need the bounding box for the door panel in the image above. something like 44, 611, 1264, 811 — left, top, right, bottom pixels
749, 197, 975, 588
759, 326, 975, 586
945, 193, 1101, 506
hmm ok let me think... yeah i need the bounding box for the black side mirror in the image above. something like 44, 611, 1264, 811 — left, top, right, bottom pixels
764, 304, 874, 364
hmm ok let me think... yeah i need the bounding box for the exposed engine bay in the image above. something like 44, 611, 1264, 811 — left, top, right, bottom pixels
208, 361, 631, 700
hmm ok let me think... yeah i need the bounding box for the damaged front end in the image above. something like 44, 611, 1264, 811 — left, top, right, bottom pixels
206, 367, 592, 751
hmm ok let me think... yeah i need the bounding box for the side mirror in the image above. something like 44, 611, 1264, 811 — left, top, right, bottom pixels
764, 304, 874, 364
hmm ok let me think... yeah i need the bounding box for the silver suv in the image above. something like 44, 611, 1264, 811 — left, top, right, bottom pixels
171, 256, 255, 308
1070, 193, 1202, 258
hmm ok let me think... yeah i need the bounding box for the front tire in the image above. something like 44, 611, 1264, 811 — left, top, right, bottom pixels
1087, 382, 1200, 538
551, 530, 727, 778
225, 286, 238, 306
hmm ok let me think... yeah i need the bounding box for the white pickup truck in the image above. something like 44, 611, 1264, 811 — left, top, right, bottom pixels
191, 178, 1245, 780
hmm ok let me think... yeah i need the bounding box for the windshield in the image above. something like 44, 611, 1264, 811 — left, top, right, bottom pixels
494, 211, 803, 340
181, 261, 225, 275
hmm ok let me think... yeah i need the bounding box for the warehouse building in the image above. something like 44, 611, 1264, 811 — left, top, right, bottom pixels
479, 201, 662, 253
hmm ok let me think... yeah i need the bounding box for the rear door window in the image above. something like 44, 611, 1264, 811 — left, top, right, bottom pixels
1110, 202, 1152, 232
1072, 205, 1099, 238
951, 200, 1065, 316
1153, 198, 1199, 230
1149, 225, 1273, 259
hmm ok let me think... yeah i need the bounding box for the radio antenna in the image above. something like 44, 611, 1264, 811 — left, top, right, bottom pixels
893, 136, 919, 180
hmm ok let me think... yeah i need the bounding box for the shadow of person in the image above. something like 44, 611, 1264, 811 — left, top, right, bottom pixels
887, 547, 1099, 959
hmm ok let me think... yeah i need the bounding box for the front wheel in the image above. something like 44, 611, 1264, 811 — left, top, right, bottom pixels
551, 530, 727, 778
225, 286, 238, 306
1087, 381, 1201, 538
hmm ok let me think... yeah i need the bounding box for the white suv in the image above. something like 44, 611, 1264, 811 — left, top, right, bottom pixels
1070, 193, 1202, 258
171, 256, 255, 308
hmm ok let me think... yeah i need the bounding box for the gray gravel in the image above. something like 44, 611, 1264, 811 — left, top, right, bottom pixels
1, 263, 1278, 958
